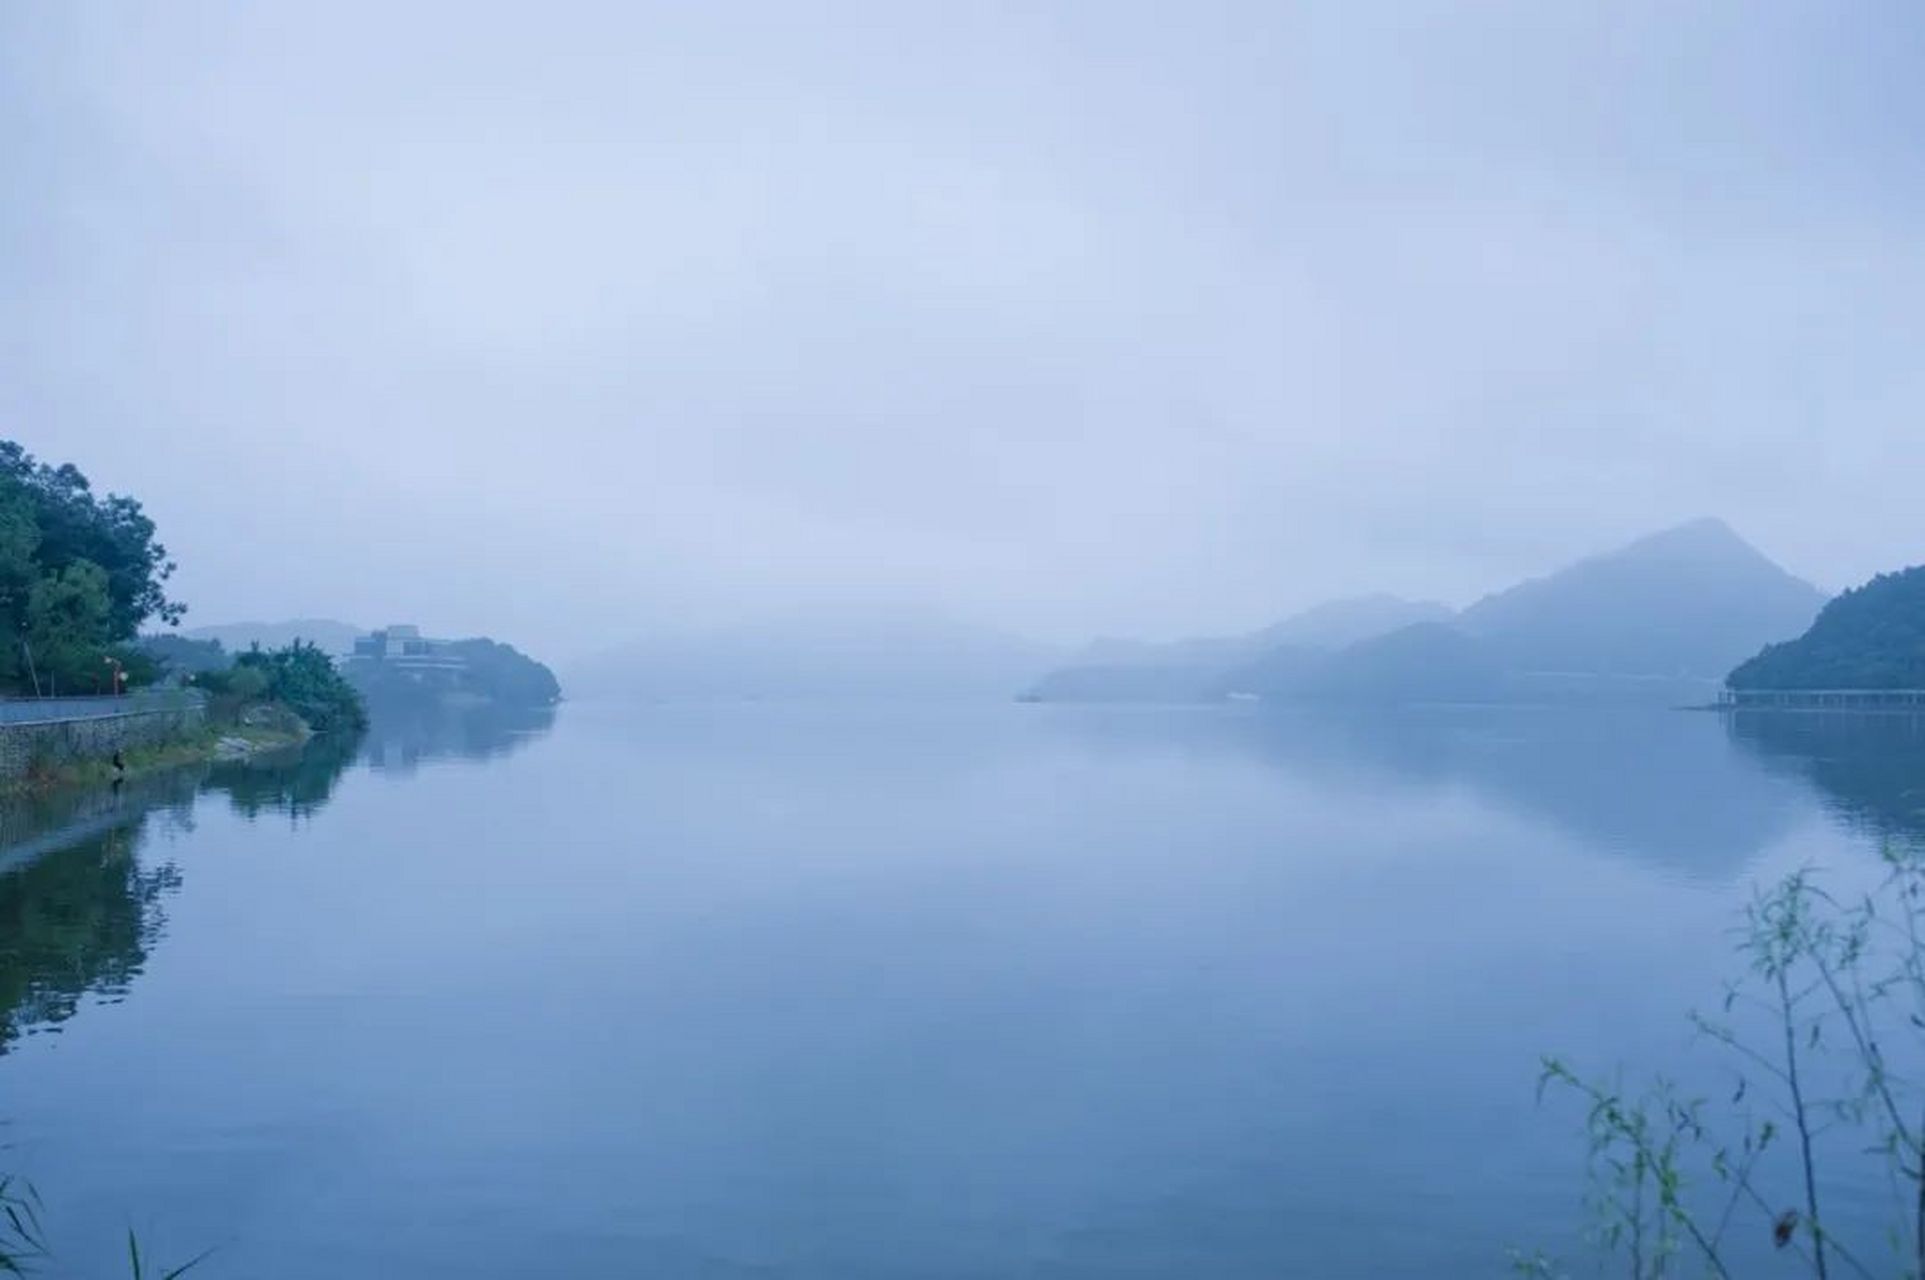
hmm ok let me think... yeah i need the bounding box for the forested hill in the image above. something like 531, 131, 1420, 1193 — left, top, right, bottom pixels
446, 638, 561, 705
344, 635, 562, 707
1729, 565, 1925, 690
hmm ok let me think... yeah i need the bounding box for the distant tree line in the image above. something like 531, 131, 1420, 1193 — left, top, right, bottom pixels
0, 439, 183, 695
1729, 565, 1925, 690
346, 636, 561, 707
136, 632, 228, 676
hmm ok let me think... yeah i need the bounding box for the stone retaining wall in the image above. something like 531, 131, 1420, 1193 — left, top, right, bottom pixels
0, 706, 206, 785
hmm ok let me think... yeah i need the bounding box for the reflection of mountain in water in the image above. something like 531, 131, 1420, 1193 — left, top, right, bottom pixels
358, 698, 557, 775
1042, 705, 1800, 877
1243, 707, 1801, 876
1726, 712, 1925, 843
0, 732, 361, 1052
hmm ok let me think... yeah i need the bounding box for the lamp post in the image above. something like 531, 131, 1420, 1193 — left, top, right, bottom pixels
103, 655, 126, 697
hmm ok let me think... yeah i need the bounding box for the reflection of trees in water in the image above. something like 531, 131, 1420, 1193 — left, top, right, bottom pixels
1725, 711, 1925, 842
358, 697, 557, 775
0, 704, 550, 1051
0, 731, 363, 1053
0, 818, 178, 1054
205, 728, 364, 821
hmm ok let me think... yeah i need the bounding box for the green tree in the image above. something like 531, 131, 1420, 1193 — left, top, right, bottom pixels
211, 642, 367, 733
0, 440, 184, 694
0, 442, 182, 635
24, 560, 113, 694
0, 485, 43, 690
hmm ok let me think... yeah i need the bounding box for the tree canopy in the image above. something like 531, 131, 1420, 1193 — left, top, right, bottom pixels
196, 641, 368, 733
0, 440, 183, 694
446, 638, 562, 705
1728, 565, 1925, 689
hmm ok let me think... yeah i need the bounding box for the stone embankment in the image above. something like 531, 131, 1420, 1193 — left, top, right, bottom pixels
0, 691, 208, 786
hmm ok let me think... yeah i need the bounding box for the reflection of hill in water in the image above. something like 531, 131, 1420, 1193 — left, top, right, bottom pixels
1044, 705, 1799, 877
358, 698, 557, 775
1245, 707, 1799, 876
1726, 712, 1925, 843
0, 732, 361, 1053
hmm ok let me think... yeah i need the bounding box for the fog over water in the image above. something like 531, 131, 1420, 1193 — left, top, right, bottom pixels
5, 4, 1924, 657
0, 701, 1916, 1278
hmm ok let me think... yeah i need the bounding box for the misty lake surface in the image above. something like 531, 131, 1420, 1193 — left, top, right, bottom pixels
2, 700, 1919, 1277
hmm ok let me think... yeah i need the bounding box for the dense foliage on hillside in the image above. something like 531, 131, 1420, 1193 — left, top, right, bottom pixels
195, 642, 368, 732
0, 440, 184, 694
447, 638, 562, 705
1728, 565, 1925, 690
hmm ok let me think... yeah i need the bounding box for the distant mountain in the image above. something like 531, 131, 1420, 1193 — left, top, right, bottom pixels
571, 604, 1061, 701
1025, 660, 1240, 704
1457, 519, 1825, 679
1286, 622, 1510, 704
1730, 564, 1925, 690
1253, 593, 1456, 650
1026, 595, 1451, 703
1278, 519, 1825, 705
183, 619, 364, 656
1214, 643, 1327, 700
1030, 519, 1826, 707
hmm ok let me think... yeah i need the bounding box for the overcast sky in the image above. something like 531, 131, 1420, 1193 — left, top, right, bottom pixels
3, 2, 1921, 657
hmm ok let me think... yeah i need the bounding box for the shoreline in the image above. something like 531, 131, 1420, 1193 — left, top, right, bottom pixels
0, 718, 313, 800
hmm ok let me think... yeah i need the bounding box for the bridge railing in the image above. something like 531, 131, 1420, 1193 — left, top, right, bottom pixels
0, 688, 208, 726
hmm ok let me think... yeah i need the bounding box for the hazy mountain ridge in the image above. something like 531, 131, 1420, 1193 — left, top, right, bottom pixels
1027, 595, 1452, 703
1457, 518, 1825, 679
1033, 520, 1828, 706
571, 604, 1062, 701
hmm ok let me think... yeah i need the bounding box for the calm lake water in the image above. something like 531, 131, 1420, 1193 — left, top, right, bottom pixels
2, 700, 1921, 1277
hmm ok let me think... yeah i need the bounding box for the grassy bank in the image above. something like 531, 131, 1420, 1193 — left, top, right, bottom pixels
0, 711, 312, 798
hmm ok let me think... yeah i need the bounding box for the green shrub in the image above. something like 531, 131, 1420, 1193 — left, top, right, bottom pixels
191, 642, 365, 733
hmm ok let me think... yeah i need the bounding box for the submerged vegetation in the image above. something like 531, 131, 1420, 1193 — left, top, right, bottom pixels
1535, 847, 1925, 1277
